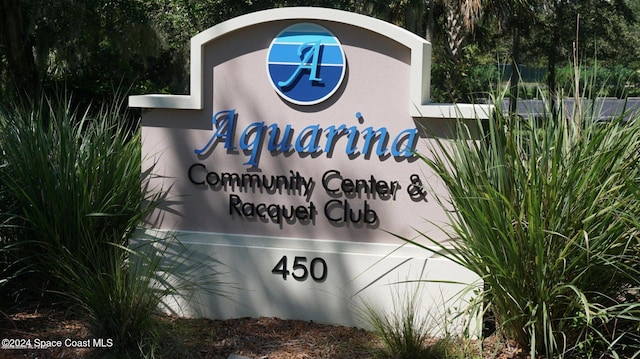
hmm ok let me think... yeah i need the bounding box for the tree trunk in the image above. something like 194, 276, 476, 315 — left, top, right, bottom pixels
546, 2, 566, 121
547, 31, 560, 120
0, 0, 39, 97
426, 0, 435, 43
509, 26, 520, 114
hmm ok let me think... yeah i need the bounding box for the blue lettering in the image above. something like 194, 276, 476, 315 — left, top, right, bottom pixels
324, 124, 347, 153
240, 121, 265, 167
194, 109, 418, 167
295, 124, 322, 153
361, 127, 389, 156
194, 109, 236, 154
391, 128, 418, 157
344, 126, 359, 156
267, 123, 293, 152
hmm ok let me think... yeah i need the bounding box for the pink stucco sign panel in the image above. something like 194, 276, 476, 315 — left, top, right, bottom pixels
135, 10, 455, 245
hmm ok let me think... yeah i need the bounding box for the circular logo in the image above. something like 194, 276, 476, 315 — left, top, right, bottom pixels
267, 23, 346, 106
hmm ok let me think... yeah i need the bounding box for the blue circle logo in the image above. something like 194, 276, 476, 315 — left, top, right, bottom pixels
267, 23, 346, 106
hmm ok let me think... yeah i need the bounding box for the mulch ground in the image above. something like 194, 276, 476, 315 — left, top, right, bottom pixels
0, 303, 527, 359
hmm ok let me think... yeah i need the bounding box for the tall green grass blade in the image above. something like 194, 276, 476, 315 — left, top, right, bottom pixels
412, 92, 640, 357
0, 93, 228, 357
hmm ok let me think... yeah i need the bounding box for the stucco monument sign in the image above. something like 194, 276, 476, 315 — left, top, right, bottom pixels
130, 7, 489, 327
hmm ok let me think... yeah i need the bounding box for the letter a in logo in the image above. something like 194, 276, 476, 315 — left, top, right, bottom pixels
277, 40, 323, 88
267, 23, 346, 106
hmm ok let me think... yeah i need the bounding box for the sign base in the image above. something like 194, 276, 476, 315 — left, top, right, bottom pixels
135, 229, 479, 334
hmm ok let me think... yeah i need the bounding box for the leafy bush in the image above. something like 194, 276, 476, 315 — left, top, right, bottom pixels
411, 92, 640, 357
431, 45, 501, 103
556, 64, 640, 98
0, 95, 226, 357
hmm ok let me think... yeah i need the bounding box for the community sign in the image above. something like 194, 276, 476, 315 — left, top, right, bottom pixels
130, 7, 487, 328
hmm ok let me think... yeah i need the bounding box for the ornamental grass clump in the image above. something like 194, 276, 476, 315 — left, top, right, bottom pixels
412, 93, 640, 358
362, 286, 478, 359
0, 95, 226, 357
363, 287, 435, 358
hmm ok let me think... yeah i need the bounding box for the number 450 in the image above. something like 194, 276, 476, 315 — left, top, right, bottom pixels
271, 256, 327, 282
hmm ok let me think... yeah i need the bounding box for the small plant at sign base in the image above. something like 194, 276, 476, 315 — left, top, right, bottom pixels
361, 285, 478, 359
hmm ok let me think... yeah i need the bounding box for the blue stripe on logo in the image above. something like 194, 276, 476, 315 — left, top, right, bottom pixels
268, 64, 344, 101
274, 32, 339, 45
268, 44, 344, 65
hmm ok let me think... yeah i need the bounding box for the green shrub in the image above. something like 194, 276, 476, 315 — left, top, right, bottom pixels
411, 92, 640, 357
0, 95, 226, 357
555, 64, 640, 98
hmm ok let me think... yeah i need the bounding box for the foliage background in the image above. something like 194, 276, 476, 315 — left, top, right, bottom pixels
2, 1, 640, 357
1, 0, 640, 104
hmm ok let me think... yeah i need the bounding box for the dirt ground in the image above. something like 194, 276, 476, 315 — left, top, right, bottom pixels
0, 303, 526, 359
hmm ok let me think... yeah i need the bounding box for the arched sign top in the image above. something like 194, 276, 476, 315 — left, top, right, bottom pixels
128, 7, 491, 119
130, 7, 428, 115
